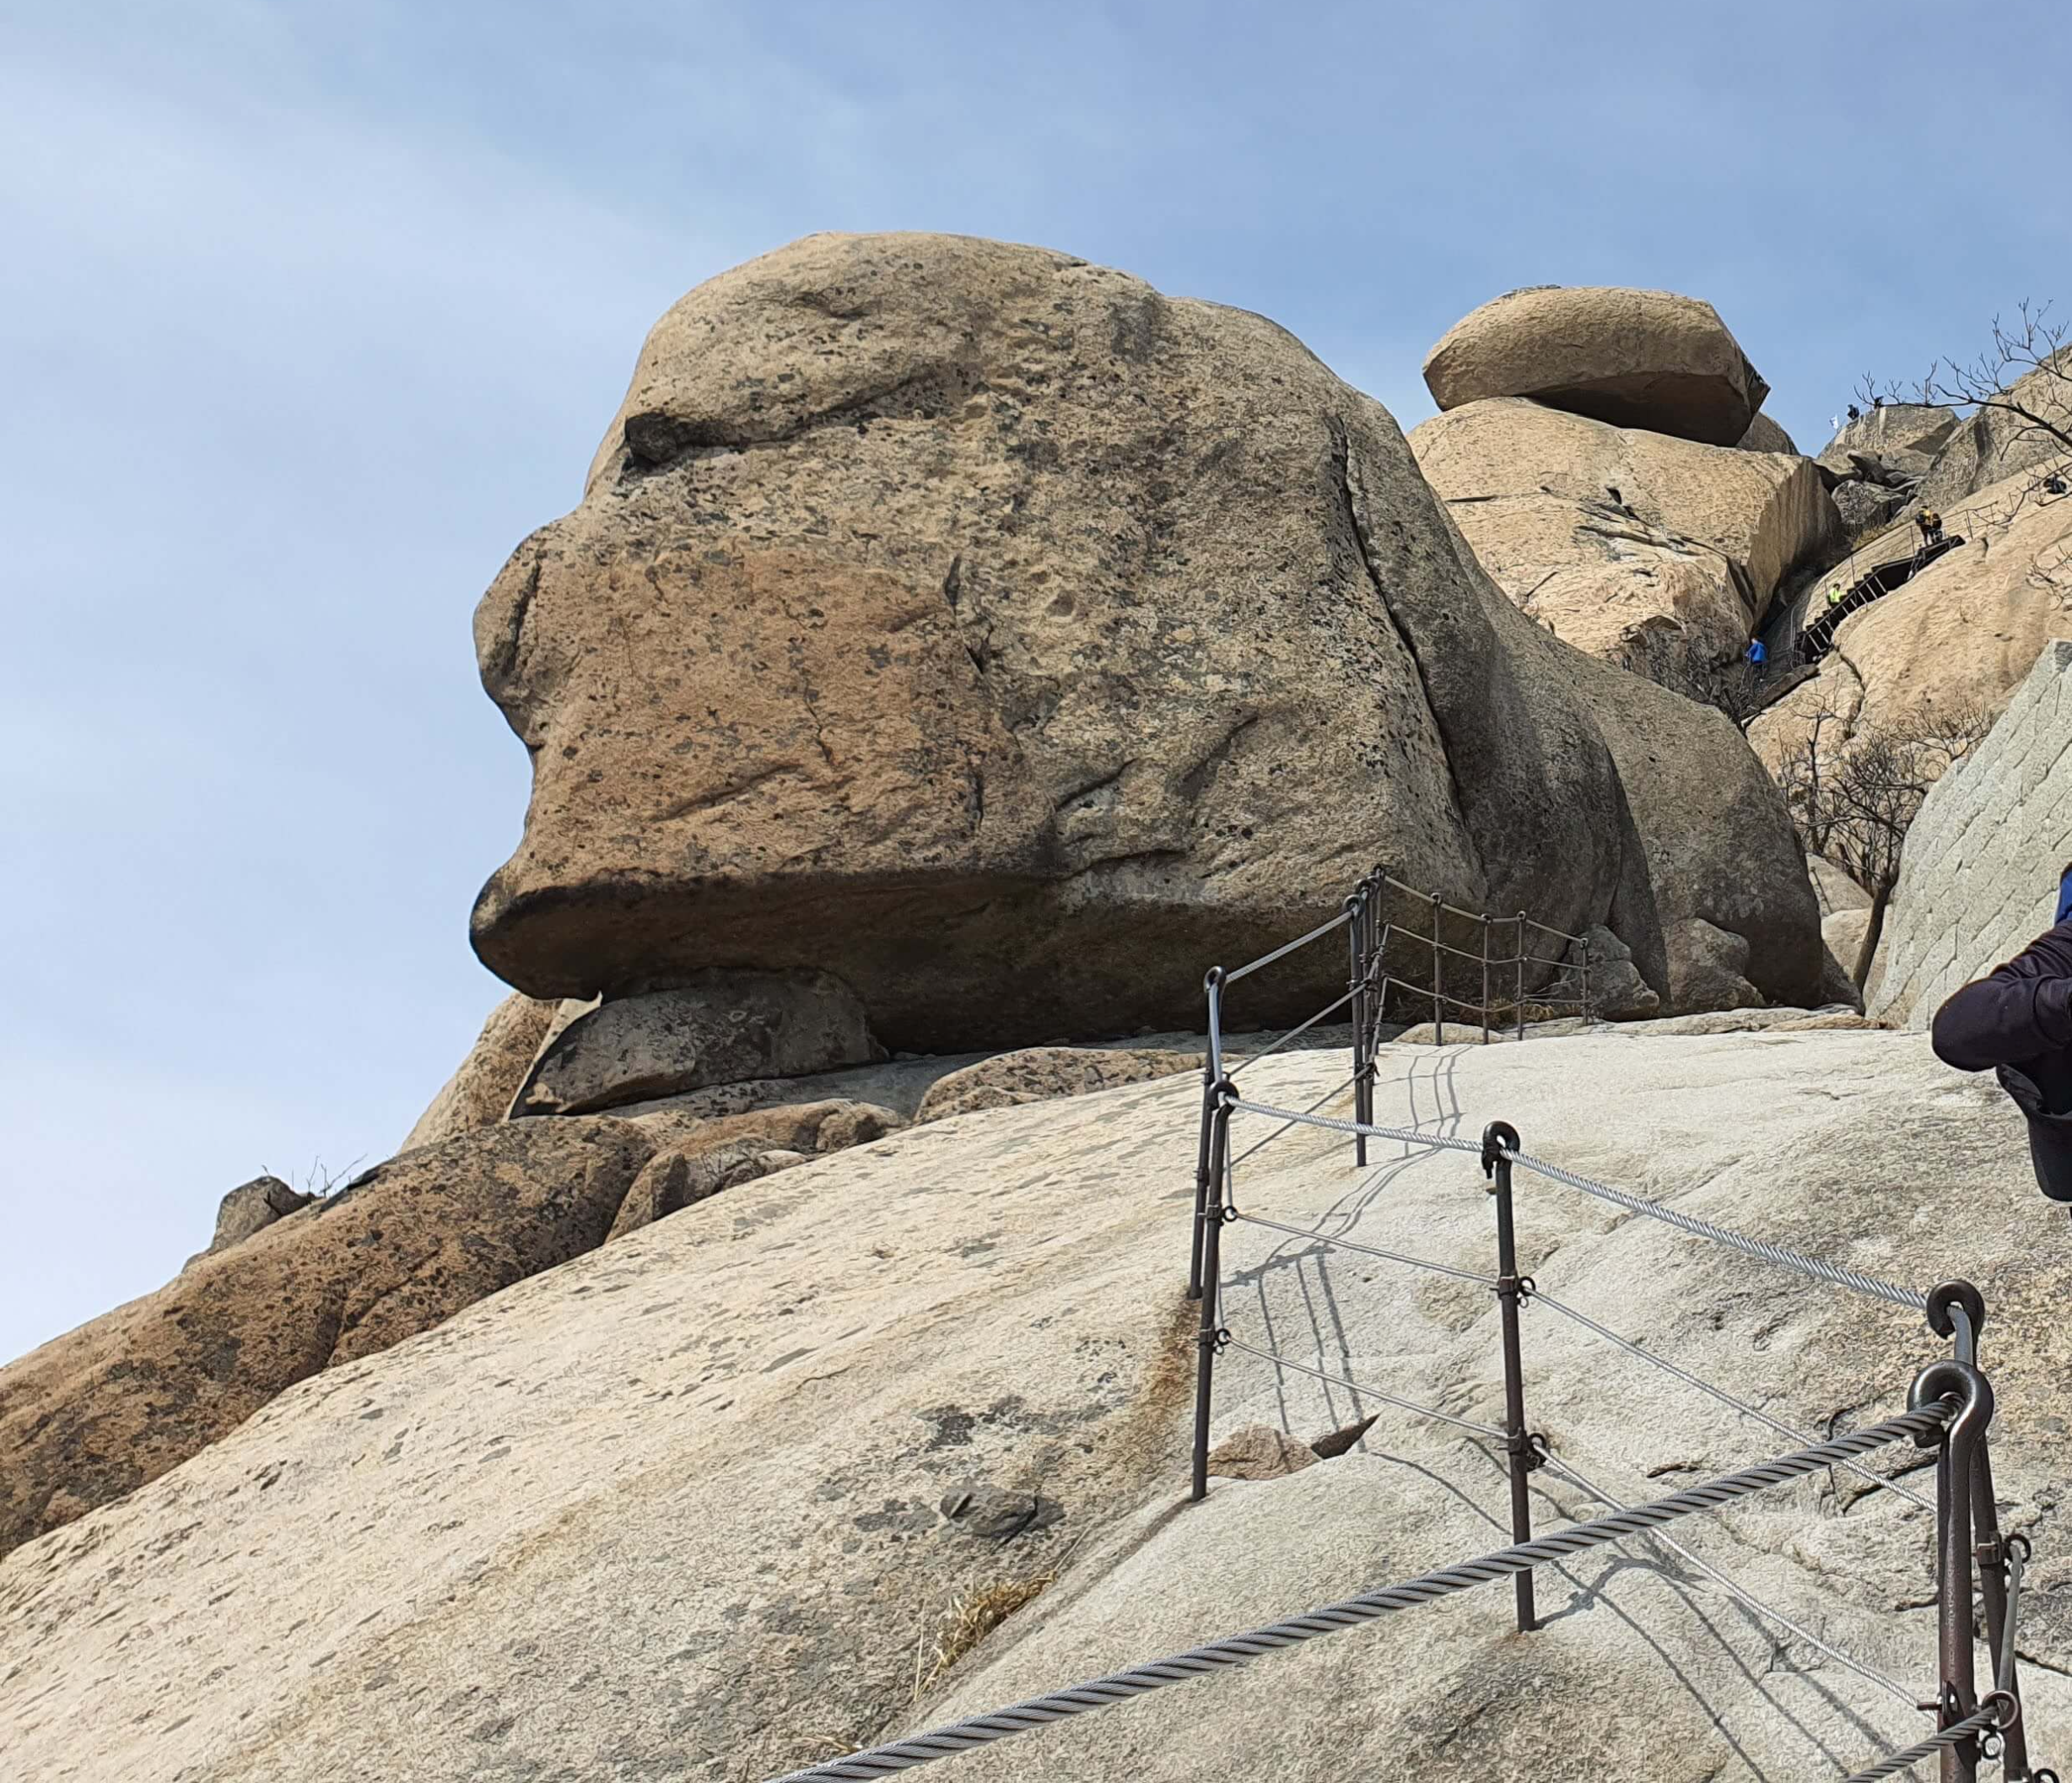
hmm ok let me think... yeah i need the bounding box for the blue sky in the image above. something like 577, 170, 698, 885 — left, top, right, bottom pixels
3, 1, 2067, 1364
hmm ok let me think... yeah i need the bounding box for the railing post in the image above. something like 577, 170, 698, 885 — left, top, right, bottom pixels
1430, 891, 1444, 1045
1929, 1283, 2028, 1780
1482, 1120, 1539, 1634
1348, 890, 1369, 1170
1514, 913, 1527, 1042
1480, 914, 1492, 1045
1358, 881, 1380, 1151
1578, 932, 1592, 1024
1911, 1352, 1994, 1783
1189, 969, 1226, 1300
1191, 1079, 1235, 1502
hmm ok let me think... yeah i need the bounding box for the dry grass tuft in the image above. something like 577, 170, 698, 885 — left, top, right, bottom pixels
911, 1570, 1060, 1701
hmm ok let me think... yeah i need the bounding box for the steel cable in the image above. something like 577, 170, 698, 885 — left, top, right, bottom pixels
1839, 1706, 2005, 1783
1222, 1099, 1927, 1314
1218, 1334, 1508, 1441
1224, 908, 1355, 986
760, 1405, 1951, 1783
1541, 1454, 1922, 1709
1228, 1213, 1500, 1289
1526, 1287, 1932, 1514
1226, 1098, 1484, 1159
1224, 1076, 1370, 1170
1501, 1143, 1929, 1314
1226, 986, 1358, 1078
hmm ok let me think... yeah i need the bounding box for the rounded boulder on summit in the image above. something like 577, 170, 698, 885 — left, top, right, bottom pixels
1422, 284, 1771, 446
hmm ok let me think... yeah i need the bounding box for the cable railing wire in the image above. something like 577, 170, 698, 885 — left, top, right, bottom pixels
761, 1406, 1953, 1783
1225, 986, 1359, 1079
1501, 1143, 1930, 1316
1186, 876, 2026, 1782
1226, 1097, 1484, 1160
1220, 1334, 1508, 1441
1225, 1073, 1368, 1170
1223, 907, 1355, 986
1839, 1706, 2006, 1783
1526, 1287, 1932, 1515
1541, 1453, 1923, 1710
1374, 873, 1587, 948
1222, 1097, 1927, 1315
1229, 1212, 1501, 1289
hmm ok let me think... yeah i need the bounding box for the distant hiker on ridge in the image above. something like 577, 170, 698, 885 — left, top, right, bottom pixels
1917, 507, 1945, 548
1933, 865, 2072, 1210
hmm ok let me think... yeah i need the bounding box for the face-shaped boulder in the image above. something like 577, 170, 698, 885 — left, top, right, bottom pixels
468, 234, 1648, 1046
469, 234, 1816, 1046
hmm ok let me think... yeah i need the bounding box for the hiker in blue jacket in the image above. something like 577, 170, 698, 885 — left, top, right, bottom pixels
1931, 863, 2072, 1205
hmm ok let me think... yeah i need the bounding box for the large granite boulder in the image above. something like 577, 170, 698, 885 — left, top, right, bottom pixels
1870, 640, 2072, 1027
1570, 646, 1820, 1011
467, 233, 1820, 1045
1749, 467, 2072, 780
8, 1035, 2068, 1783
0, 1117, 655, 1559
1409, 397, 1840, 668
510, 973, 880, 1116
1421, 286, 1769, 445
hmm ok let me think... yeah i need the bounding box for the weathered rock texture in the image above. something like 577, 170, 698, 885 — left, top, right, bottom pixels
0, 1118, 655, 1559
605, 1138, 792, 1241
1569, 647, 1819, 1011
1421, 286, 1769, 445
188, 1175, 312, 1264
402, 991, 594, 1149
1750, 468, 2072, 779
1870, 641, 2072, 1027
1814, 403, 1959, 475
4, 1035, 2065, 1781
914, 1045, 1203, 1124
1809, 854, 1871, 918
1735, 413, 1797, 454
510, 974, 879, 1116
605, 1097, 904, 1240
1549, 923, 1659, 1020
467, 232, 1821, 1039
1410, 397, 1839, 667
1204, 1424, 1317, 1480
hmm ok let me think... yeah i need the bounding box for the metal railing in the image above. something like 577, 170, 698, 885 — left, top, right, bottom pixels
761, 879, 2053, 1783
1185, 883, 2047, 1783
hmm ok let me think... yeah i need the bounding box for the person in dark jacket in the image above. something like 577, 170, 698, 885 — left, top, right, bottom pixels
1931, 865, 2072, 1204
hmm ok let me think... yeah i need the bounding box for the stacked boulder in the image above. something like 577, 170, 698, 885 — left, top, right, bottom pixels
1411, 286, 1842, 685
